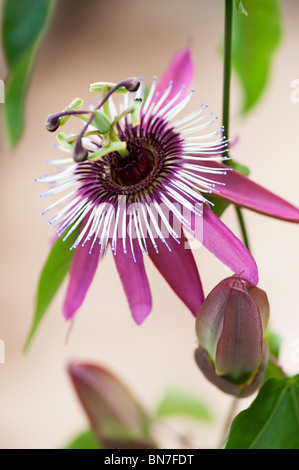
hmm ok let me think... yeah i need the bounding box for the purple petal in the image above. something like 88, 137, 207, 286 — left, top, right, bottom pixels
113, 240, 152, 325
156, 48, 194, 103
208, 161, 299, 222
63, 238, 101, 320
202, 205, 259, 285
147, 233, 204, 316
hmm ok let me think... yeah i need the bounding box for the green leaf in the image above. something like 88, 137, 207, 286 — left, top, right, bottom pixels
225, 376, 299, 449
232, 0, 282, 114
24, 225, 81, 351
263, 359, 285, 381
210, 197, 230, 218
234, 0, 248, 16
230, 160, 250, 177
64, 429, 100, 449
2, 0, 56, 146
264, 328, 284, 380
265, 328, 281, 359
155, 386, 212, 422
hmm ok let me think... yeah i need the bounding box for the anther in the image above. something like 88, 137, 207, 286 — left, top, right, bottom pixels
123, 77, 140, 92
73, 139, 88, 162
45, 114, 60, 132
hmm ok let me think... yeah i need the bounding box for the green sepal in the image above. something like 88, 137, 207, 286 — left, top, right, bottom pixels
56, 132, 75, 151
59, 98, 84, 126
131, 99, 142, 127
90, 82, 128, 94
88, 141, 127, 161
92, 110, 111, 134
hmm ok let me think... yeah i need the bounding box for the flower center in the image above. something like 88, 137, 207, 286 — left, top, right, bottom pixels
96, 133, 166, 196
75, 120, 183, 199
108, 140, 158, 187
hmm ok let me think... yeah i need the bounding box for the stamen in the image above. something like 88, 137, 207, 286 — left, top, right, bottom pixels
128, 212, 136, 262
180, 116, 219, 135
94, 78, 140, 112
141, 204, 159, 254
173, 103, 208, 129
136, 203, 148, 254
63, 204, 92, 242
142, 76, 157, 114
111, 204, 121, 254
45, 110, 89, 132
156, 85, 186, 119
163, 88, 196, 121
132, 206, 146, 254
144, 197, 171, 251
151, 81, 173, 115
40, 189, 77, 215
165, 185, 203, 214
160, 194, 192, 230
72, 206, 98, 249
45, 114, 60, 132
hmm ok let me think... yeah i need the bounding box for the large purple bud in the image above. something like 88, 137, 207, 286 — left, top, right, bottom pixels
195, 276, 270, 397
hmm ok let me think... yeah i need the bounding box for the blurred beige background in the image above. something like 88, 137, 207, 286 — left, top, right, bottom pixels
0, 0, 299, 449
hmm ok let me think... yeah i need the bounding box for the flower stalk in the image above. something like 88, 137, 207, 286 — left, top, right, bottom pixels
222, 0, 251, 252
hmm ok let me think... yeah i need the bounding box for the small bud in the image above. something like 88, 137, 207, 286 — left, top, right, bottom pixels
195, 276, 270, 397
123, 77, 140, 92
45, 114, 60, 132
68, 362, 157, 449
73, 139, 88, 162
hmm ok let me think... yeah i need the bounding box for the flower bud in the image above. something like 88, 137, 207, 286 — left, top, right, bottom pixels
195, 276, 270, 397
68, 362, 157, 449
45, 114, 60, 132
123, 77, 140, 92
73, 139, 88, 162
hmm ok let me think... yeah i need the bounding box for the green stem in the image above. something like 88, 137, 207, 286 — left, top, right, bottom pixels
235, 206, 251, 252
222, 0, 251, 252
219, 396, 239, 448
222, 0, 233, 153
